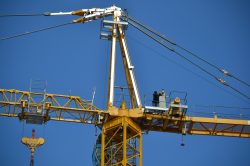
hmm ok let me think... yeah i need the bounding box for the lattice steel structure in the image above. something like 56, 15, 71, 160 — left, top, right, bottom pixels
1, 4, 250, 166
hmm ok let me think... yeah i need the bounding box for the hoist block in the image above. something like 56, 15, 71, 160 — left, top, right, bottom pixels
21, 137, 45, 150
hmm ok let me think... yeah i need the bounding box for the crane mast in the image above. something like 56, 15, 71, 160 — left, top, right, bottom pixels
0, 4, 250, 166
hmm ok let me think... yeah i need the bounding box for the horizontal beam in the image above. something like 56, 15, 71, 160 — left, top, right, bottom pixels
0, 89, 107, 125
1, 89, 249, 138
141, 113, 250, 138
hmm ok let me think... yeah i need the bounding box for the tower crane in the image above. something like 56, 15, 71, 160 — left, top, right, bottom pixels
0, 4, 250, 166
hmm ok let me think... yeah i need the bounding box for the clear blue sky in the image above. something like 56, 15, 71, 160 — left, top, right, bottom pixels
0, 0, 250, 166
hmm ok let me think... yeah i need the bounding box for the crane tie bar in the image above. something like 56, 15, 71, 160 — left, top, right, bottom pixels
121, 16, 250, 100
0, 22, 73, 41
121, 13, 250, 87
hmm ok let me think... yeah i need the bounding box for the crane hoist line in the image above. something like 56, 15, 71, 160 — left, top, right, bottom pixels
0, 5, 250, 166
1, 7, 249, 100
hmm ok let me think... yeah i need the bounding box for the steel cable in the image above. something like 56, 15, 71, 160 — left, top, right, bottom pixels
176, 45, 219, 69
173, 51, 217, 78
177, 45, 250, 87
123, 16, 250, 100
0, 21, 73, 41
228, 85, 250, 100
125, 34, 250, 104
125, 18, 216, 78
122, 13, 250, 87
0, 14, 44, 17
231, 76, 250, 87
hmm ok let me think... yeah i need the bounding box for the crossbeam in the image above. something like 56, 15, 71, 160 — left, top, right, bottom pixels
0, 89, 108, 125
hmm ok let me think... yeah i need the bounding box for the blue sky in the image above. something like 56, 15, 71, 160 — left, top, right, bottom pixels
0, 0, 250, 166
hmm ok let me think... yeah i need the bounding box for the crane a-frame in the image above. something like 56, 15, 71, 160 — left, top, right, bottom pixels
0, 4, 250, 166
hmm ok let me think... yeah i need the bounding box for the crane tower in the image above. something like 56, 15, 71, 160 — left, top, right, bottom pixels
0, 4, 250, 166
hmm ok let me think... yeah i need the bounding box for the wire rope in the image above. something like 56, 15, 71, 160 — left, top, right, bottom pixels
125, 34, 250, 104
0, 14, 44, 17
123, 13, 250, 87
228, 85, 250, 100
173, 51, 217, 78
22, 121, 25, 138
231, 76, 250, 87
43, 123, 45, 139
176, 45, 250, 87
0, 21, 73, 41
124, 19, 250, 100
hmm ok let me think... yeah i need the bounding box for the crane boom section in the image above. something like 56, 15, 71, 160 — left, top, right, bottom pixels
1, 88, 249, 138
46, 6, 117, 24
0, 89, 108, 125
141, 114, 250, 138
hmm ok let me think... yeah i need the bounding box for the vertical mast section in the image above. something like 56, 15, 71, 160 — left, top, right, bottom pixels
101, 116, 142, 166
107, 7, 118, 110
117, 25, 141, 108
107, 6, 142, 110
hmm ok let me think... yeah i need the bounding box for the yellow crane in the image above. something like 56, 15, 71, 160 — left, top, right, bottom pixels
0, 4, 249, 166
21, 129, 45, 166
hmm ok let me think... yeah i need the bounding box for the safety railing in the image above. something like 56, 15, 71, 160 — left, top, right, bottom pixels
144, 93, 169, 107
193, 105, 250, 120
169, 91, 188, 105
143, 93, 169, 114
113, 86, 135, 109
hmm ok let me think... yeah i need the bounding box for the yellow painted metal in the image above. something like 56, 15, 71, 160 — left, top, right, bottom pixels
122, 119, 127, 165
1, 6, 249, 166
1, 88, 249, 138
101, 116, 142, 166
72, 8, 105, 16
138, 114, 250, 138
21, 137, 45, 157
0, 89, 107, 125
139, 133, 142, 166
71, 8, 113, 23
168, 97, 182, 116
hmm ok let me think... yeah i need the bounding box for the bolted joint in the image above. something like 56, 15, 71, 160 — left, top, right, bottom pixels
218, 68, 233, 77
44, 12, 51, 16
215, 77, 229, 86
